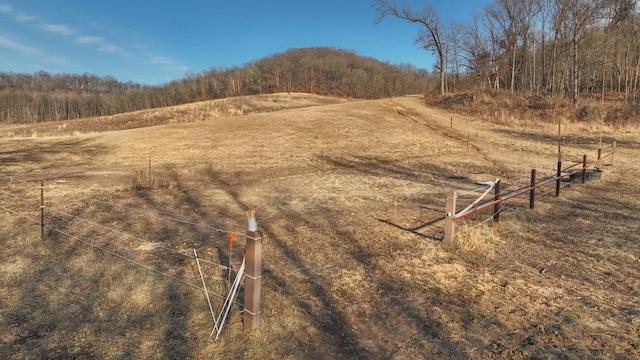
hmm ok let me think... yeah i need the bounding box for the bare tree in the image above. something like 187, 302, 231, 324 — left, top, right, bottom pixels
372, 0, 447, 94
484, 0, 537, 93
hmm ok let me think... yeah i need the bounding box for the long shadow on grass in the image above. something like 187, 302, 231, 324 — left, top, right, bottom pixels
197, 167, 379, 358
326, 155, 474, 186
0, 138, 108, 172
0, 223, 154, 358
196, 166, 491, 358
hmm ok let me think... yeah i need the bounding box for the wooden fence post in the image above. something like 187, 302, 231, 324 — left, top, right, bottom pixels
444, 191, 457, 244
244, 210, 262, 330
555, 161, 562, 197
40, 181, 45, 241
493, 179, 500, 222
582, 155, 587, 184
612, 141, 616, 165
529, 169, 536, 209
597, 148, 602, 161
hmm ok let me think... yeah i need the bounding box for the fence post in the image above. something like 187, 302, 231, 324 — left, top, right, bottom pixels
493, 179, 500, 222
582, 155, 587, 184
244, 210, 262, 330
555, 161, 562, 197
597, 148, 602, 161
612, 141, 616, 165
444, 191, 457, 244
529, 169, 536, 209
40, 181, 45, 241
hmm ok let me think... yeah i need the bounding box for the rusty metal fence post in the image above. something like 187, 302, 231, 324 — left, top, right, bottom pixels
555, 161, 562, 197
529, 169, 536, 209
40, 181, 45, 241
493, 179, 501, 222
582, 155, 587, 184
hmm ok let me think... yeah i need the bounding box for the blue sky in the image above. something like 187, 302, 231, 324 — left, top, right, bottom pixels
0, 1, 490, 85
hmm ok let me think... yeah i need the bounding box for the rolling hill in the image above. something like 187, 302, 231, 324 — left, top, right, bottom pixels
1, 94, 639, 359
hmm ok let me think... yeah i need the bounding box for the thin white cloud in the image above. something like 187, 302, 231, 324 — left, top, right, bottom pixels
2, 3, 185, 81
98, 44, 127, 55
151, 56, 172, 65
0, 35, 39, 55
0, 34, 66, 64
0, 4, 36, 22
14, 13, 35, 22
41, 24, 75, 36
75, 36, 103, 44
149, 55, 190, 73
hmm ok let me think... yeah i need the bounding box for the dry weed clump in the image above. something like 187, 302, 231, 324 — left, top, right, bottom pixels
425, 90, 640, 131
603, 102, 640, 129
444, 223, 501, 263
426, 90, 640, 131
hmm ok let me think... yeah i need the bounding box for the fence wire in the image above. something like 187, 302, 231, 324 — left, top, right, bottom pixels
1, 178, 247, 311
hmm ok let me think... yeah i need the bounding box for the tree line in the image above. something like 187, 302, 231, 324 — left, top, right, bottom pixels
374, 0, 640, 106
0, 47, 432, 123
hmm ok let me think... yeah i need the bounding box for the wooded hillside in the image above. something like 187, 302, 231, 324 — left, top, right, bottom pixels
375, 0, 640, 106
0, 47, 432, 124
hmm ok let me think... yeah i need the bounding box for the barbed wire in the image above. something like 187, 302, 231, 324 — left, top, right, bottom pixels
0, 173, 34, 185
48, 224, 244, 307
81, 197, 244, 236
0, 203, 41, 225
453, 196, 519, 238
0, 188, 34, 205
47, 223, 205, 290
1, 171, 246, 237
46, 207, 239, 272
1, 204, 245, 306
2, 195, 245, 307
454, 174, 527, 200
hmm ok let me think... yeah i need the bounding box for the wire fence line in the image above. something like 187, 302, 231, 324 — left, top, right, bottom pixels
81, 197, 244, 237
1, 169, 244, 233
0, 159, 230, 182
452, 195, 525, 238
0, 189, 36, 208
46, 207, 237, 272
2, 200, 246, 308
453, 174, 527, 200
1, 175, 248, 310
0, 203, 41, 226
446, 144, 617, 242
49, 223, 206, 291
1, 170, 245, 238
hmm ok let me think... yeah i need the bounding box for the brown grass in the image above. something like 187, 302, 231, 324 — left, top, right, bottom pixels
428, 90, 640, 132
0, 93, 350, 138
1, 93, 639, 359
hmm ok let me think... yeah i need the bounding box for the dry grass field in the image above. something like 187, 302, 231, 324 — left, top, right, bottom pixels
1, 93, 639, 359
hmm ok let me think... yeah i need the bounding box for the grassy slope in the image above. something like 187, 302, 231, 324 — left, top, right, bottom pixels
0, 94, 638, 359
